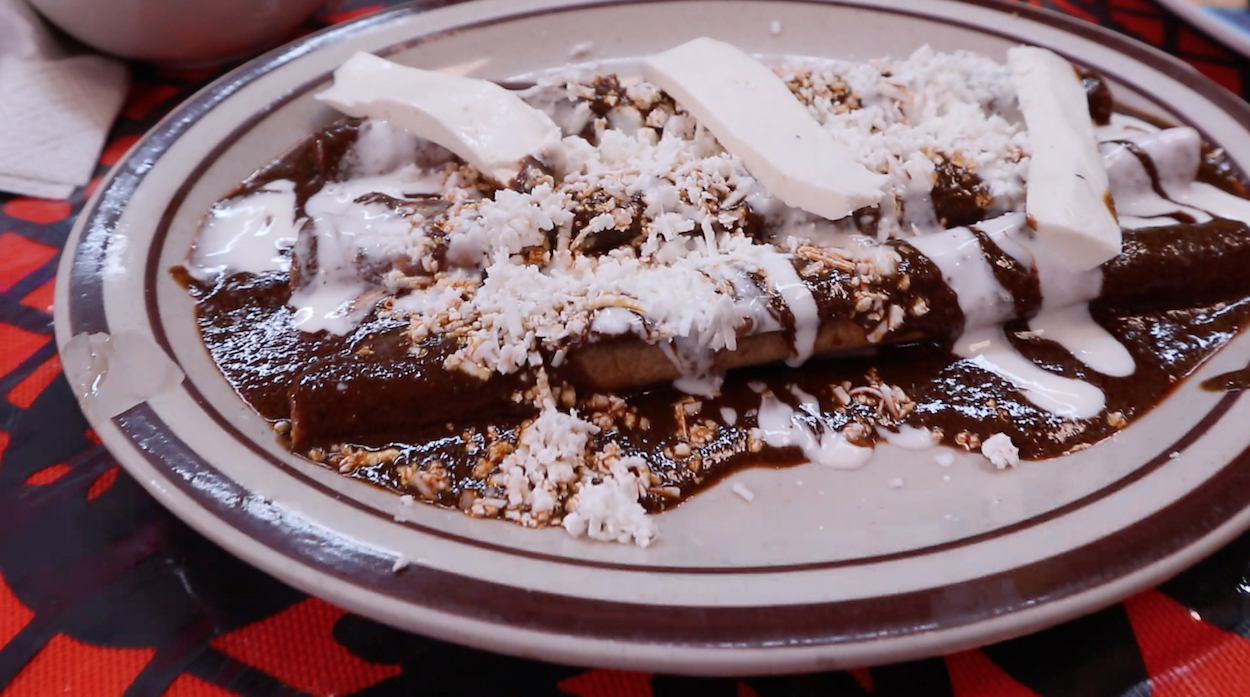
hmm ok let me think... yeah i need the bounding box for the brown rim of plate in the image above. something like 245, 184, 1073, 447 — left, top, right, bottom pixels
64, 0, 1250, 648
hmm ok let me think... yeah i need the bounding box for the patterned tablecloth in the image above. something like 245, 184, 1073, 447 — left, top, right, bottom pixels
5, 0, 1250, 694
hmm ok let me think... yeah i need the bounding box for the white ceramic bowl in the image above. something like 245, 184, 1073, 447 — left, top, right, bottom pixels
29, 0, 326, 64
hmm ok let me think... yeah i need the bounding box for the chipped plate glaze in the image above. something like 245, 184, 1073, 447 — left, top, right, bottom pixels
53, 0, 1250, 675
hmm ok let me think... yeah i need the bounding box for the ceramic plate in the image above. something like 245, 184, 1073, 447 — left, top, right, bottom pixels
53, 0, 1250, 675
1155, 0, 1250, 59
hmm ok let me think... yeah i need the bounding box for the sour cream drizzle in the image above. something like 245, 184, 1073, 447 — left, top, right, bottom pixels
189, 95, 1250, 427
913, 114, 1250, 418
753, 252, 820, 366
907, 209, 1119, 418
1013, 227, 1135, 378
1102, 121, 1250, 231
187, 180, 299, 281
908, 225, 1016, 330
290, 166, 447, 334
756, 389, 874, 469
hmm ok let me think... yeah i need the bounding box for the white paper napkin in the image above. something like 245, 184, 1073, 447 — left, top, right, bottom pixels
0, 0, 127, 200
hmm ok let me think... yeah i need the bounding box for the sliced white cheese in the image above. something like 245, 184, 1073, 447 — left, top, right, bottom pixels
1008, 46, 1120, 270
641, 37, 887, 221
316, 52, 562, 184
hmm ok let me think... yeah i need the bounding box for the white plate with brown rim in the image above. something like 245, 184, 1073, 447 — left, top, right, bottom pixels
53, 0, 1250, 675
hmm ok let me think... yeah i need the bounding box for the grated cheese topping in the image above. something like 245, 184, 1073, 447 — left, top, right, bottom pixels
775, 46, 1029, 239
982, 433, 1021, 469
202, 47, 1099, 547
340, 51, 1028, 546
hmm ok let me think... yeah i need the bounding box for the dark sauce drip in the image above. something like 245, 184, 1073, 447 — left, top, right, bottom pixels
932, 159, 992, 229
510, 156, 556, 193
288, 331, 536, 451
587, 74, 628, 116
851, 205, 882, 236
1114, 140, 1174, 201
970, 229, 1041, 318
767, 270, 800, 354
189, 271, 311, 420
570, 191, 647, 255
568, 196, 763, 260
574, 74, 677, 147
577, 120, 599, 145
1203, 366, 1250, 392
184, 105, 1250, 514
234, 119, 361, 206
1078, 66, 1114, 126
1199, 144, 1249, 197
890, 243, 966, 340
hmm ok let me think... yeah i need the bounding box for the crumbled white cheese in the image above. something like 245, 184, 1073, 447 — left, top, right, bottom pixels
776, 45, 1030, 240
313, 48, 1038, 382
499, 401, 599, 521
982, 432, 1020, 469
445, 183, 574, 268
563, 458, 656, 547
397, 139, 825, 376
569, 41, 594, 60
475, 396, 660, 546
731, 482, 756, 501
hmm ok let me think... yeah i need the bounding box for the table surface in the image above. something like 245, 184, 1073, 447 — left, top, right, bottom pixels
7, 0, 1250, 694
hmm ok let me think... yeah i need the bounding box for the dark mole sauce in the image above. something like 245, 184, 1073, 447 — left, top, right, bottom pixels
1078, 66, 1114, 127
932, 161, 992, 229
184, 93, 1250, 515
1203, 366, 1250, 392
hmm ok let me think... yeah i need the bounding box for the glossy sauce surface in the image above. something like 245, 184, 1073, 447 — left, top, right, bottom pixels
184, 101, 1250, 514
